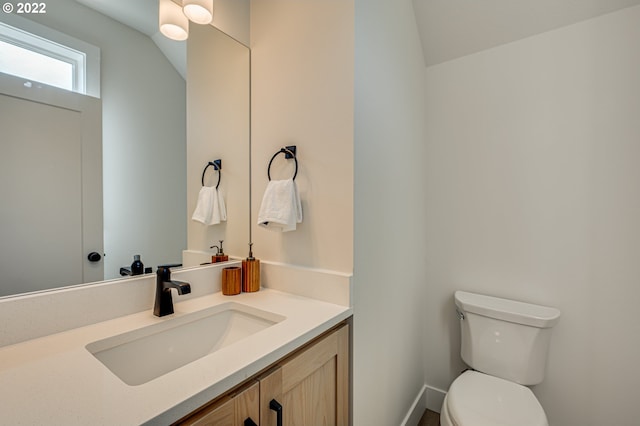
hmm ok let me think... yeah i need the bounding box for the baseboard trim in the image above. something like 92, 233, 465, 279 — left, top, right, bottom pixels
400, 385, 427, 426
399, 383, 448, 425
425, 384, 447, 413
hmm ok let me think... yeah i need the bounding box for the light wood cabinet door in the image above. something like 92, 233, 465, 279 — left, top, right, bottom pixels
260, 324, 350, 426
177, 322, 350, 426
178, 381, 259, 426
235, 381, 260, 425
186, 397, 234, 426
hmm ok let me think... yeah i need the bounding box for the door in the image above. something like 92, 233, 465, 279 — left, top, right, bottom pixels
177, 381, 260, 426
260, 324, 350, 426
0, 73, 102, 296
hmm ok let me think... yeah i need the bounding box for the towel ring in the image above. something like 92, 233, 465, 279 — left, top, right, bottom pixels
201, 159, 222, 189
267, 146, 298, 181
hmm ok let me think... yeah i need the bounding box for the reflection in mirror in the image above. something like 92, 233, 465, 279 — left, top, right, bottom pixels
0, 1, 250, 298
184, 23, 250, 266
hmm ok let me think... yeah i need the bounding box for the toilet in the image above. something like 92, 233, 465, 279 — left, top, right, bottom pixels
440, 291, 561, 426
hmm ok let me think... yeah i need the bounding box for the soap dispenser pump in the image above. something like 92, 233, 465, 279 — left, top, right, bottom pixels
242, 243, 260, 292
210, 240, 229, 263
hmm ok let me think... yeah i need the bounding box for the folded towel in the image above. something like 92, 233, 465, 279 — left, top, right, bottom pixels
192, 186, 227, 225
257, 179, 302, 232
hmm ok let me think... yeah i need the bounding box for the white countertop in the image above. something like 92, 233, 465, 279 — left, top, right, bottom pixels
0, 289, 352, 425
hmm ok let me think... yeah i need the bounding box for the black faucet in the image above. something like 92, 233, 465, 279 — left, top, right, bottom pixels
154, 266, 191, 317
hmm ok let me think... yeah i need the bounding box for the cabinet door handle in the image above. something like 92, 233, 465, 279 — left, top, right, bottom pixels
269, 399, 283, 426
244, 418, 258, 426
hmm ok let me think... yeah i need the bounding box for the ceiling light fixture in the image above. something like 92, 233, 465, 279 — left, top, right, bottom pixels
182, 0, 214, 25
159, 0, 189, 41
159, 0, 214, 41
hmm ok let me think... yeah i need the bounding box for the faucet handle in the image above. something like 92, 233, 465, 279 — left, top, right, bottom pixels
156, 265, 171, 282
157, 263, 183, 270
156, 264, 183, 278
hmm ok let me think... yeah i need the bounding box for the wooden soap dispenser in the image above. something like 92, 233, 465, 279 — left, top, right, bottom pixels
210, 240, 229, 263
242, 243, 260, 292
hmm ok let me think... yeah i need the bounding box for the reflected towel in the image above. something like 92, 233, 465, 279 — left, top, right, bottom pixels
257, 179, 302, 232
192, 186, 227, 225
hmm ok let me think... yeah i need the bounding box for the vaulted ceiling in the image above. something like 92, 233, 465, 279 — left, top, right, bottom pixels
75, 0, 186, 79
75, 0, 157, 36
413, 0, 640, 67
76, 0, 640, 70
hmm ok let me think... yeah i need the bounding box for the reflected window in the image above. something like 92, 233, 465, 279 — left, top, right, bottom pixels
0, 19, 98, 96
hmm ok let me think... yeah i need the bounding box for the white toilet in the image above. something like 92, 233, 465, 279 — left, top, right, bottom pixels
440, 291, 561, 426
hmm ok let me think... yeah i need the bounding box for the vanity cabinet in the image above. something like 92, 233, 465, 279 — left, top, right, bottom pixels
179, 381, 260, 426
176, 322, 350, 426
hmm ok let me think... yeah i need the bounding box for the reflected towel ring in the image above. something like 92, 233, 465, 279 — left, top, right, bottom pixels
267, 146, 298, 181
201, 159, 222, 189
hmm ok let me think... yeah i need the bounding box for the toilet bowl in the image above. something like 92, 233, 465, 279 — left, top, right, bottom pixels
441, 291, 560, 426
440, 371, 548, 426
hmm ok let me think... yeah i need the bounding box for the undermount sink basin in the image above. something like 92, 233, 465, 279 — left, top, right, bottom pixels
86, 302, 285, 386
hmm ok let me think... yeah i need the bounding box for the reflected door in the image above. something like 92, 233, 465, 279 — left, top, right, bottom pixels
0, 74, 102, 296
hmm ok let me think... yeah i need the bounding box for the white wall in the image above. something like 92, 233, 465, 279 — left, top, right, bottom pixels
250, 0, 354, 273
354, 0, 428, 424
424, 6, 640, 425
27, 0, 186, 279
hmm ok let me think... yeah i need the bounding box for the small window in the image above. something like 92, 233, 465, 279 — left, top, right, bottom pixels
0, 21, 85, 93
0, 15, 99, 97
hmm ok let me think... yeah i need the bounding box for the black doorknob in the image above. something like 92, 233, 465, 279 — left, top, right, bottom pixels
87, 252, 102, 262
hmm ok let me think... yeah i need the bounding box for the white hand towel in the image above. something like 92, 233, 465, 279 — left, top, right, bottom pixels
192, 187, 227, 225
191, 186, 213, 224
257, 179, 302, 232
215, 187, 227, 223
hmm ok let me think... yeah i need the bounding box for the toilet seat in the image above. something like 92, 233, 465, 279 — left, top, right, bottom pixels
445, 371, 548, 426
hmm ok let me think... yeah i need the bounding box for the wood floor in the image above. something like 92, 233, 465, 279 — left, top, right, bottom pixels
418, 409, 440, 426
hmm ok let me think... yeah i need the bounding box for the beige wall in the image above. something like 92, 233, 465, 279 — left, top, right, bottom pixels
250, 0, 354, 273
424, 6, 640, 425
186, 24, 250, 260
210, 0, 250, 46
250, 2, 430, 424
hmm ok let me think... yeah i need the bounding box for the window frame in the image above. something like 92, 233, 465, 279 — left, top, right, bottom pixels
0, 13, 100, 97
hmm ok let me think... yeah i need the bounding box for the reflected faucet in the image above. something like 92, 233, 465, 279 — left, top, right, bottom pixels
154, 266, 191, 317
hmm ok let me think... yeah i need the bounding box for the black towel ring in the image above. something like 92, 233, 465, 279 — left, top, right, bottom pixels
201, 159, 222, 189
267, 146, 298, 181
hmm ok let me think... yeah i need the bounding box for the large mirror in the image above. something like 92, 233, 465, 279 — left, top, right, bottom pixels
0, 0, 250, 298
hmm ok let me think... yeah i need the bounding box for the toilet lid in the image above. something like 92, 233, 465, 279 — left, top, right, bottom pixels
447, 371, 548, 426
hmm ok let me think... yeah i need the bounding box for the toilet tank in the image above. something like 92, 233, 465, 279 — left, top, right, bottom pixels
455, 291, 560, 385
